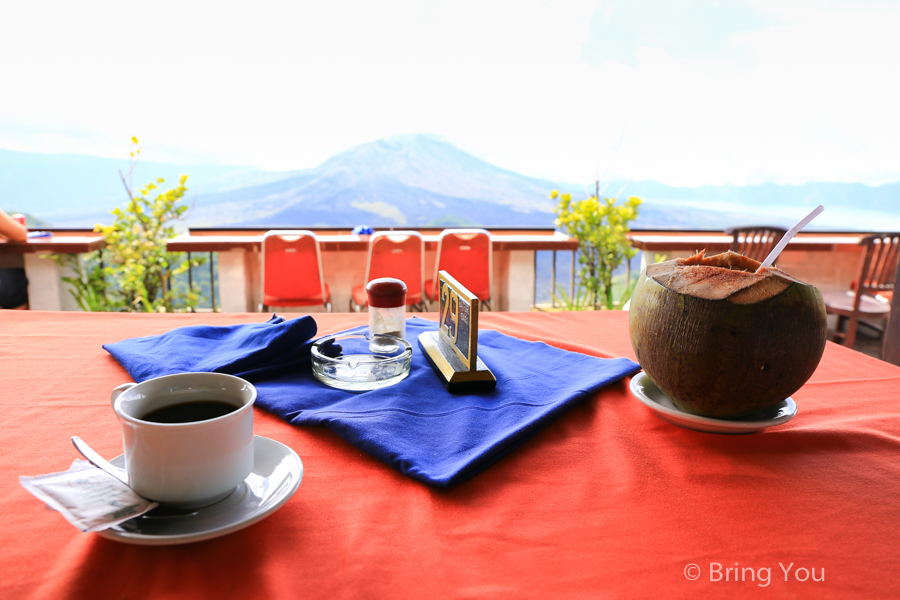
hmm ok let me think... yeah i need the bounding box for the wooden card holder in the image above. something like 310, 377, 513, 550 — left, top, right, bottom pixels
418, 270, 496, 393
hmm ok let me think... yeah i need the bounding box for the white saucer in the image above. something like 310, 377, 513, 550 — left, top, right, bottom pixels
629, 372, 798, 435
98, 436, 303, 545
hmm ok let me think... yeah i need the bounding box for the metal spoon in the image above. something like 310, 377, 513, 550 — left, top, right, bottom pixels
71, 436, 130, 488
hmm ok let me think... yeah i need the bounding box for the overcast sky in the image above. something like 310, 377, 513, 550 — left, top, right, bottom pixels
1, 0, 898, 187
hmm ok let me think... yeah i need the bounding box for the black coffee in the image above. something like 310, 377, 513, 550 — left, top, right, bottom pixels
140, 400, 239, 424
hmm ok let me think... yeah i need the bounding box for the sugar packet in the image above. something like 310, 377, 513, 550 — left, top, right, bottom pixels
20, 460, 158, 533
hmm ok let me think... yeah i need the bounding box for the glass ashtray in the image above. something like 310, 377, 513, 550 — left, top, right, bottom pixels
311, 333, 412, 391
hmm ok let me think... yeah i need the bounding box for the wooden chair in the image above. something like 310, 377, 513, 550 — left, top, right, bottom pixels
726, 226, 787, 262
350, 231, 426, 312
424, 229, 492, 310
823, 233, 899, 348
883, 257, 900, 366
259, 230, 331, 312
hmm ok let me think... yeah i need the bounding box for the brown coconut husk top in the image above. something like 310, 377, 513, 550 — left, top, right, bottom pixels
646, 250, 809, 304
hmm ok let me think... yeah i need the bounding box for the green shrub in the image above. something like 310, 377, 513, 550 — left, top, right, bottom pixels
52, 138, 204, 312
551, 189, 642, 310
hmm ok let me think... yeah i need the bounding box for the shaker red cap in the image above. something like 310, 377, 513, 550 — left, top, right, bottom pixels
366, 278, 407, 308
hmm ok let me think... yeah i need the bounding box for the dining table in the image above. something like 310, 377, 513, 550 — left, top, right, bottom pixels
0, 231, 105, 311
2, 309, 899, 599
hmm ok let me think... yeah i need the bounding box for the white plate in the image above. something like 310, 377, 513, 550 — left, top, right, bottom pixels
98, 436, 303, 545
629, 372, 798, 434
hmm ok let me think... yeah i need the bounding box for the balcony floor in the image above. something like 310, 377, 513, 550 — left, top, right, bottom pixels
840, 326, 888, 361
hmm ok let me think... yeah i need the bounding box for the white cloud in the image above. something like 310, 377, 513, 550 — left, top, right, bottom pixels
0, 0, 897, 186
575, 1, 900, 185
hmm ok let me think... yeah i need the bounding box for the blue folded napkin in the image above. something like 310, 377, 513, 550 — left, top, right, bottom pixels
105, 317, 640, 487
104, 314, 318, 382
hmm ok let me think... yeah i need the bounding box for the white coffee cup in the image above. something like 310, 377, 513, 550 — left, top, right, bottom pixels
110, 372, 256, 508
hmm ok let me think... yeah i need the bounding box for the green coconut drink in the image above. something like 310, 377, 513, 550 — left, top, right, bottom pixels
629, 250, 827, 418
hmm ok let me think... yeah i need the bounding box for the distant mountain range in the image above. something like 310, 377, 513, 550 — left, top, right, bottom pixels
185, 135, 563, 228
2, 135, 898, 231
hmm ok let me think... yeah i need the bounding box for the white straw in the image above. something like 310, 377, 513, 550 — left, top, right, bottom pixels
757, 205, 825, 271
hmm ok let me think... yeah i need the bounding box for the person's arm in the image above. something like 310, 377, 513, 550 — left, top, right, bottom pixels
0, 210, 28, 242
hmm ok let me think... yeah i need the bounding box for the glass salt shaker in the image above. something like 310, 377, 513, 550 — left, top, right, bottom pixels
367, 277, 407, 340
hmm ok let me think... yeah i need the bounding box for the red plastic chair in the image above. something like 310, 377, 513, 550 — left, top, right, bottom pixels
259, 230, 331, 312
350, 231, 425, 311
424, 229, 492, 309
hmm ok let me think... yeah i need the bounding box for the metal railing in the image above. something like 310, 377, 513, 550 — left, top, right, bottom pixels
533, 249, 637, 310
182, 252, 219, 312
531, 250, 577, 308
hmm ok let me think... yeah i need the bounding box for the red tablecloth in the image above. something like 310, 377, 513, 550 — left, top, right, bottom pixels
2, 311, 899, 599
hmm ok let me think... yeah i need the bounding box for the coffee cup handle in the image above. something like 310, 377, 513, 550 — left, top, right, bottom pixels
111, 382, 137, 409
